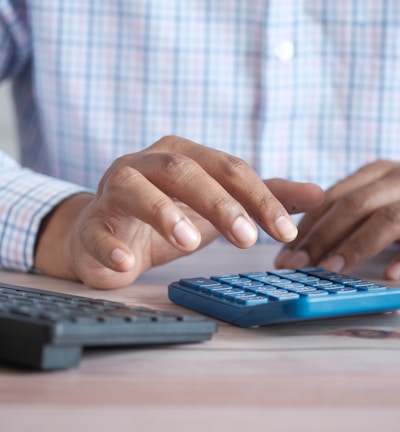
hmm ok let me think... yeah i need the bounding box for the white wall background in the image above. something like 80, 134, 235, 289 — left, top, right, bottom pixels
0, 81, 19, 160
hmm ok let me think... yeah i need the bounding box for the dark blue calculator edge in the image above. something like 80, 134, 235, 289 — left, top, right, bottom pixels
168, 282, 400, 327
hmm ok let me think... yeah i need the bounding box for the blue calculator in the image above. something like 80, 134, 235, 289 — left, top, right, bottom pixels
168, 267, 400, 327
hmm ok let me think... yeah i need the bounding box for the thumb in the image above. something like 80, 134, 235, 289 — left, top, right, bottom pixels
79, 219, 136, 273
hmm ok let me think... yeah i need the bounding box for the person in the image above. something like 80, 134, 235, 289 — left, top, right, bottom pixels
0, 1, 399, 289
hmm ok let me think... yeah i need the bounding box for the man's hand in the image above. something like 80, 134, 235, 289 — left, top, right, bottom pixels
35, 136, 323, 289
275, 160, 400, 280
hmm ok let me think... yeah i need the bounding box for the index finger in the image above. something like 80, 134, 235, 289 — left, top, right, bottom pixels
151, 136, 298, 242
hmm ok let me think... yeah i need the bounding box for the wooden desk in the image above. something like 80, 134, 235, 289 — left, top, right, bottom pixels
1, 243, 400, 431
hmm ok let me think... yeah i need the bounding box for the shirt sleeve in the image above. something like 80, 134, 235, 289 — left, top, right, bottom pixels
0, 151, 92, 271
0, 3, 91, 272
0, 0, 31, 80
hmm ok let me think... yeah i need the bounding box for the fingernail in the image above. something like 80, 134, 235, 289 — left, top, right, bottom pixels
110, 248, 130, 264
287, 250, 310, 268
173, 219, 200, 248
386, 262, 400, 280
320, 254, 345, 273
275, 216, 298, 241
275, 249, 294, 267
231, 216, 258, 244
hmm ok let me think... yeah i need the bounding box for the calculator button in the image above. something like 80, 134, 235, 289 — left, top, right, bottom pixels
299, 290, 329, 297
310, 280, 334, 287
239, 272, 269, 278
249, 275, 283, 284
269, 281, 295, 288
225, 292, 254, 302
274, 282, 296, 289
351, 282, 374, 288
266, 292, 300, 301
202, 285, 238, 295
324, 287, 357, 294
341, 279, 364, 285
180, 278, 221, 289
235, 295, 270, 305
211, 275, 241, 283
287, 282, 306, 288
329, 276, 362, 284
280, 272, 310, 279
286, 286, 317, 294
251, 285, 282, 294
231, 280, 264, 289
297, 276, 320, 283
268, 269, 298, 275
355, 284, 387, 291
213, 288, 246, 297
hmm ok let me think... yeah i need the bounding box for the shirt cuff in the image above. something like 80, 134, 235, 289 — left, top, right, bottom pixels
0, 166, 92, 271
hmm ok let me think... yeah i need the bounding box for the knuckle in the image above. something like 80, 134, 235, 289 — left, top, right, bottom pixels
160, 152, 190, 173
376, 205, 400, 226
360, 159, 391, 172
358, 159, 398, 178
158, 153, 198, 183
220, 155, 250, 179
363, 159, 384, 170
211, 195, 234, 216
152, 135, 182, 151
258, 194, 279, 211
338, 192, 369, 214
377, 159, 392, 168
150, 196, 174, 221
253, 195, 280, 225
107, 165, 140, 189
372, 159, 395, 170
386, 165, 400, 180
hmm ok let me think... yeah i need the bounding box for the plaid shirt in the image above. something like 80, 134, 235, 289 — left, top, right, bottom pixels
1, 0, 399, 271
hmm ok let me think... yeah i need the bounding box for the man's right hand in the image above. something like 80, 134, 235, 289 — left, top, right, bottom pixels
34, 136, 323, 289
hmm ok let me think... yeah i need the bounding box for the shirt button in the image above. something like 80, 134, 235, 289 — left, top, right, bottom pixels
274, 41, 295, 61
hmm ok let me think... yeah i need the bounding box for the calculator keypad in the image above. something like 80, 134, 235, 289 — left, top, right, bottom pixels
179, 267, 387, 306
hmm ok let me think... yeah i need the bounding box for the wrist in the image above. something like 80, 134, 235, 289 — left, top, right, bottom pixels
34, 193, 94, 280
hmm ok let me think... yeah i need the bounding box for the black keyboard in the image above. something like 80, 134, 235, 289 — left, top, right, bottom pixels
0, 282, 217, 370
